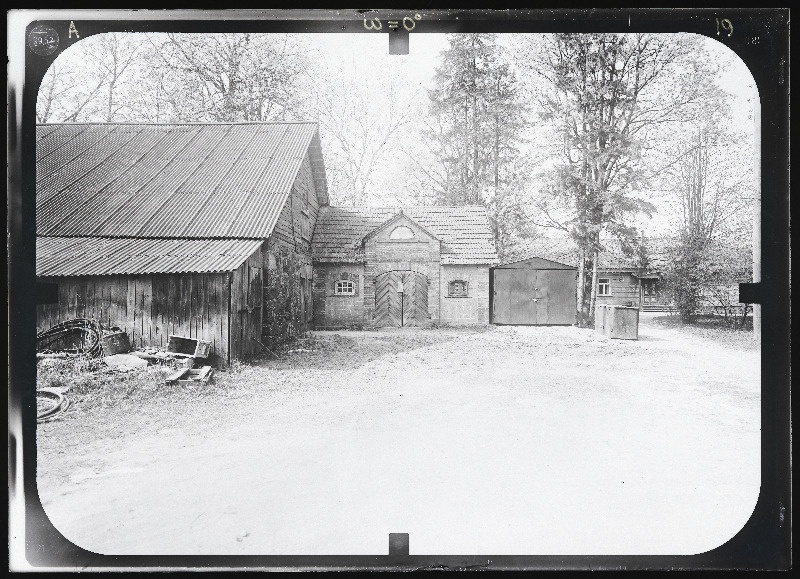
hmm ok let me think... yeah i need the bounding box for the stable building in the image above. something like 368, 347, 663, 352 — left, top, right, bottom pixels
35, 122, 329, 365
311, 206, 499, 328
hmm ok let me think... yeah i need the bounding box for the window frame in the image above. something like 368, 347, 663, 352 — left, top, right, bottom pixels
598, 278, 611, 296
447, 280, 469, 298
334, 279, 356, 296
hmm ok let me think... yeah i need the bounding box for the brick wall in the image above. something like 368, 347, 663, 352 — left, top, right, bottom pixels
312, 264, 366, 327
440, 264, 490, 324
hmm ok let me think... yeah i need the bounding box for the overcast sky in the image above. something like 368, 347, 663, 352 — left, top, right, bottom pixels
298, 33, 757, 235
44, 32, 757, 237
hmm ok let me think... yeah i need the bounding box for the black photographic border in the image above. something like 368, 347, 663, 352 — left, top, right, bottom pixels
8, 8, 791, 571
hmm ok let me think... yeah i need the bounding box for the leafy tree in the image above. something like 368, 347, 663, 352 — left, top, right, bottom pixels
661, 122, 754, 324
522, 33, 720, 325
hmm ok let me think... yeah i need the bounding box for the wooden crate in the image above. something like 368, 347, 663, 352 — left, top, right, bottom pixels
594, 305, 607, 335
101, 332, 132, 355
165, 366, 214, 386
606, 306, 639, 340
167, 335, 212, 358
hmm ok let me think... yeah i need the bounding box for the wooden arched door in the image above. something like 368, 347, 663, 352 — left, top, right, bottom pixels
374, 271, 429, 327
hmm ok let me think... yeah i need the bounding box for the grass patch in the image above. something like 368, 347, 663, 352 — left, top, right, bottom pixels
650, 314, 758, 351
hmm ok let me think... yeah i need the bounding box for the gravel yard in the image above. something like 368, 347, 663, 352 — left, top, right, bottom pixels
36, 316, 760, 556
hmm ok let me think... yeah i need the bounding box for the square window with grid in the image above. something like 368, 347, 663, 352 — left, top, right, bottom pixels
335, 280, 355, 296
598, 278, 611, 296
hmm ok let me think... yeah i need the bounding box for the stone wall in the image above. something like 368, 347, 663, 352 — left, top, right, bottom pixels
312, 263, 366, 328
439, 264, 490, 324
263, 151, 320, 346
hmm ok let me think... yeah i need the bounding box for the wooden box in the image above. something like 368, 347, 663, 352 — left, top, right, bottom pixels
166, 335, 212, 358
594, 305, 607, 335
100, 331, 132, 355
606, 306, 639, 340
165, 366, 214, 386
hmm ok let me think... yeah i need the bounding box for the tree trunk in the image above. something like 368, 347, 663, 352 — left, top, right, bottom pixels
589, 248, 599, 322
576, 246, 586, 326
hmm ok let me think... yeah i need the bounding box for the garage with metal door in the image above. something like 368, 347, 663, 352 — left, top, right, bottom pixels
491, 257, 577, 325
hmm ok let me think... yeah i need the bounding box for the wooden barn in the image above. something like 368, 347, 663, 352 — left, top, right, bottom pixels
490, 257, 577, 325
35, 122, 329, 365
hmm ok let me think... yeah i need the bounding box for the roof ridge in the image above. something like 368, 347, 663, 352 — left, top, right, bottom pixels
36, 121, 320, 127
325, 205, 487, 211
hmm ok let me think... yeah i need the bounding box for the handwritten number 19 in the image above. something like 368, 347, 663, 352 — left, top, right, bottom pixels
716, 18, 733, 37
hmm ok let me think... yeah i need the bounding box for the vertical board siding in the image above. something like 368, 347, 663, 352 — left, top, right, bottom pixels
229, 248, 264, 361
36, 271, 233, 365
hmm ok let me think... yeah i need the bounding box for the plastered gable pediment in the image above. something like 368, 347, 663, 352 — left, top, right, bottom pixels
362, 212, 441, 246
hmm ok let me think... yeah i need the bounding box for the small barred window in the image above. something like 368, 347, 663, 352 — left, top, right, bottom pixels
448, 280, 468, 297
335, 280, 356, 296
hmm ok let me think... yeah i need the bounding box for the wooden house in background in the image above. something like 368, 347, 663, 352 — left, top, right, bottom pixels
35, 122, 329, 365
507, 236, 672, 312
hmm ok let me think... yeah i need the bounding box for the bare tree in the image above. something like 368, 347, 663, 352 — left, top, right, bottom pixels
36, 62, 75, 123
307, 68, 416, 206
91, 34, 141, 122
36, 33, 143, 123
149, 33, 306, 122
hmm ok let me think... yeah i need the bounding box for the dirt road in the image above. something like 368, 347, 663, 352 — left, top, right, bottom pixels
37, 318, 760, 555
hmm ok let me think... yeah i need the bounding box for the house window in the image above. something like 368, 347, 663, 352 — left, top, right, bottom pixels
335, 280, 356, 296
389, 226, 415, 240
448, 280, 469, 298
598, 278, 611, 296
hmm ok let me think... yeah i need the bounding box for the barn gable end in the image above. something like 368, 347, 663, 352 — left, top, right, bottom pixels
36, 122, 329, 363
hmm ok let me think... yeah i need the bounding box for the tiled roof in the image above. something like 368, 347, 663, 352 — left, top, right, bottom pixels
36, 122, 328, 239
37, 236, 263, 276
311, 206, 499, 265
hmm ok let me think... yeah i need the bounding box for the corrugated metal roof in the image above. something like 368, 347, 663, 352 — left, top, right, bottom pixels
311, 206, 499, 265
37, 236, 263, 276
36, 122, 326, 239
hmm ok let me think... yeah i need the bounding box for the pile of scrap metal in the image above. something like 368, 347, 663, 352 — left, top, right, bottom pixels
36, 388, 71, 423
36, 318, 107, 358
37, 319, 214, 385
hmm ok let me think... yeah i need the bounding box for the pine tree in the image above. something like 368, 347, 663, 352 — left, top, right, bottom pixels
424, 33, 532, 258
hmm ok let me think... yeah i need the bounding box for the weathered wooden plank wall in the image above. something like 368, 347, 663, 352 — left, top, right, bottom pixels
229, 249, 264, 361
37, 272, 231, 365
596, 272, 641, 307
